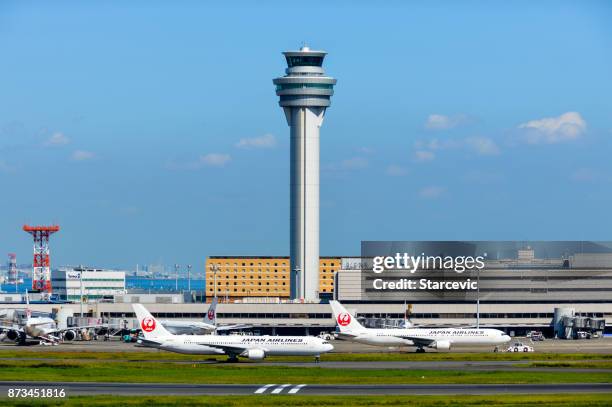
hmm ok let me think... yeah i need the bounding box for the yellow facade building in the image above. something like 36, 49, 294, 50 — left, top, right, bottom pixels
205, 256, 341, 301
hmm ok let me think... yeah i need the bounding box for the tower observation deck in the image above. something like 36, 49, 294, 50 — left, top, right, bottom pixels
273, 46, 336, 301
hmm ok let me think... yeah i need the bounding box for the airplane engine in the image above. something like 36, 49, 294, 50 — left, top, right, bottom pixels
63, 330, 77, 341
242, 349, 266, 360
5, 330, 19, 341
431, 340, 451, 350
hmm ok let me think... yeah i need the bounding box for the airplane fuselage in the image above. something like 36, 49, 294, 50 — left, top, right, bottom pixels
346, 328, 511, 347
150, 335, 333, 357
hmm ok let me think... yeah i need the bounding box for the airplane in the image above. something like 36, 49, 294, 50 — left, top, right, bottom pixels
159, 297, 249, 334
329, 300, 511, 352
0, 293, 111, 345
133, 303, 333, 362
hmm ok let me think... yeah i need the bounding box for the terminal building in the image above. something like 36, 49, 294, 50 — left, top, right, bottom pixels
51, 266, 126, 302
13, 251, 609, 338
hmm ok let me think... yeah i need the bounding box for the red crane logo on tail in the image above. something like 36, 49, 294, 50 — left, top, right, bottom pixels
337, 312, 351, 327
208, 310, 215, 321
141, 316, 156, 332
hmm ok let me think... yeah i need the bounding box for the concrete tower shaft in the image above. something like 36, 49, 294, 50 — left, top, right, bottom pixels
273, 46, 336, 301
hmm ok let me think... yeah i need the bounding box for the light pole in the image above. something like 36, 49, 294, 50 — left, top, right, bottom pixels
174, 264, 179, 292
476, 253, 486, 329
293, 267, 301, 301
187, 264, 192, 292
79, 269, 83, 318
209, 263, 219, 300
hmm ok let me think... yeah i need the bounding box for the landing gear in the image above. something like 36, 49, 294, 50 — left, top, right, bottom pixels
416, 347, 426, 353
226, 355, 239, 363
314, 355, 320, 364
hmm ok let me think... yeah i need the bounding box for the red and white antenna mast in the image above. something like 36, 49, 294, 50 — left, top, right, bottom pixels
23, 225, 60, 293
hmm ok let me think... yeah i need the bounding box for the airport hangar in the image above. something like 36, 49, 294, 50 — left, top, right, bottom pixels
9, 254, 611, 338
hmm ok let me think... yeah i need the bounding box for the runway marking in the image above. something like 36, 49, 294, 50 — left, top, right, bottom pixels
254, 384, 276, 394
271, 384, 292, 394
288, 384, 307, 394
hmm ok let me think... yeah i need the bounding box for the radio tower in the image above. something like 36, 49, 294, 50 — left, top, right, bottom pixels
23, 225, 60, 293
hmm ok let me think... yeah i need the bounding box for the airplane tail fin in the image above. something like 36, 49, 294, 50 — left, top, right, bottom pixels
132, 304, 172, 339
329, 300, 366, 333
204, 297, 218, 325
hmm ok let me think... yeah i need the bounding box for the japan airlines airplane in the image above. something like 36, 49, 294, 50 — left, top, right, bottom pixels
133, 304, 333, 362
330, 301, 510, 352
160, 298, 249, 334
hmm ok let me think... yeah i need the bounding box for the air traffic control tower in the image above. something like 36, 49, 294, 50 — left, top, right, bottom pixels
273, 46, 336, 301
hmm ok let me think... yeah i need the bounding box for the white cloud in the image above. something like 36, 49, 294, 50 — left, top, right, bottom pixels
71, 150, 94, 161
425, 114, 468, 130
419, 186, 446, 199
340, 157, 368, 170
465, 136, 500, 155
45, 132, 70, 146
357, 147, 375, 154
386, 165, 408, 176
235, 134, 277, 149
571, 168, 597, 182
518, 112, 586, 144
200, 153, 231, 167
414, 150, 435, 162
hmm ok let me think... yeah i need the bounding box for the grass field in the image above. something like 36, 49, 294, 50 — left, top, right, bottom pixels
1, 350, 610, 363
2, 394, 612, 407
0, 360, 610, 385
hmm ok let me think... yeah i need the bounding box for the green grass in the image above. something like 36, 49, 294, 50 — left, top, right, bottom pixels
2, 394, 612, 407
0, 360, 609, 385
519, 361, 612, 369
1, 350, 610, 363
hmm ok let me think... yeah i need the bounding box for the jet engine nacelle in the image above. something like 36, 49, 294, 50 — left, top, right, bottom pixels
6, 330, 19, 341
242, 349, 266, 360
63, 330, 76, 341
431, 340, 451, 350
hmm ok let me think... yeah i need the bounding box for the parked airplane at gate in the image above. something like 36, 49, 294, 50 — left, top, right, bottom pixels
330, 301, 511, 352
160, 298, 249, 334
0, 294, 109, 345
133, 304, 333, 361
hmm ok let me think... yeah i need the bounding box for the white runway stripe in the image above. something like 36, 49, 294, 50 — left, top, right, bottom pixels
254, 384, 276, 394
288, 384, 307, 394
271, 384, 292, 394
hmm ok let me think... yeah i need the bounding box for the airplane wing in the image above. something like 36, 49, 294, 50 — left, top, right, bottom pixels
334, 332, 359, 340
199, 343, 249, 355
136, 338, 163, 347
215, 324, 251, 332
396, 336, 436, 347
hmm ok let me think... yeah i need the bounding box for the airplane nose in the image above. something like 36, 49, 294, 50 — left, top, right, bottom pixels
325, 343, 334, 352
502, 335, 511, 342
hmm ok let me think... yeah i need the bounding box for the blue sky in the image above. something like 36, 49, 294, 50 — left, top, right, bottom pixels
0, 1, 611, 271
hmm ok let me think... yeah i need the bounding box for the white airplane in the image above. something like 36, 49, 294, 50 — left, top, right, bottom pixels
160, 298, 248, 334
330, 301, 511, 352
0, 305, 108, 345
133, 304, 333, 362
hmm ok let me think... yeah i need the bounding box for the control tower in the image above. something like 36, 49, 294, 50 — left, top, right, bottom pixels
273, 46, 336, 301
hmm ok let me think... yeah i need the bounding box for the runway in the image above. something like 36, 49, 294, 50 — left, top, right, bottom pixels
1, 381, 610, 396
